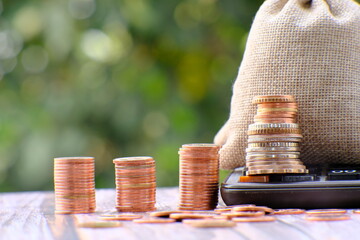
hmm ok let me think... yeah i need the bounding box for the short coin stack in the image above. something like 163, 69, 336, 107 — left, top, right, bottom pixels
178, 144, 220, 210
54, 157, 96, 214
113, 157, 156, 212
246, 95, 308, 175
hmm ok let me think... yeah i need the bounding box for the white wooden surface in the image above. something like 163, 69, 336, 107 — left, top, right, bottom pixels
0, 188, 360, 240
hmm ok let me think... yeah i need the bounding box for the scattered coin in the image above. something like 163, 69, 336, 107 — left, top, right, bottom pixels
100, 214, 143, 221
305, 214, 350, 221
214, 208, 233, 213
272, 209, 305, 215
221, 211, 265, 218
232, 216, 277, 222
306, 209, 348, 215
183, 219, 236, 228
353, 209, 360, 214
149, 211, 184, 218
232, 206, 274, 214
133, 218, 176, 223
77, 221, 123, 228
169, 213, 216, 220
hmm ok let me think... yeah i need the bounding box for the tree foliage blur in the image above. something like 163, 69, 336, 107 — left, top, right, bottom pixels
1, 0, 357, 191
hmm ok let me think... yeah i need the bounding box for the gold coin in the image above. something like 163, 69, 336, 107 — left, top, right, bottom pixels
221, 211, 265, 218
272, 209, 305, 215
133, 218, 176, 223
232, 216, 277, 222
232, 206, 273, 214
170, 213, 215, 220
305, 214, 350, 221
100, 214, 143, 221
257, 108, 298, 112
183, 219, 236, 228
77, 221, 123, 228
248, 128, 301, 135
306, 209, 348, 215
252, 95, 296, 104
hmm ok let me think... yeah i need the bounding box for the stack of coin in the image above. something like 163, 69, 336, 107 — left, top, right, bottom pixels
113, 157, 156, 212
178, 144, 220, 210
54, 157, 96, 214
246, 95, 308, 175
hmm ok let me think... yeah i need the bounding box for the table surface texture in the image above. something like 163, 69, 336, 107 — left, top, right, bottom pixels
1, 187, 360, 240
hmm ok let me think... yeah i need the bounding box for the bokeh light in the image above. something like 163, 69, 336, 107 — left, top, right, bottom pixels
0, 0, 319, 192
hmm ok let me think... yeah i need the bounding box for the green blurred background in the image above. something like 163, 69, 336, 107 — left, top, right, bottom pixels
1, 0, 358, 192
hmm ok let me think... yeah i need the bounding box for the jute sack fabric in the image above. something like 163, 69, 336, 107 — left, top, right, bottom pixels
215, 0, 360, 170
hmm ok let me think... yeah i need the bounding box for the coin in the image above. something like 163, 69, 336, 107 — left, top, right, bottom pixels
183, 219, 236, 228
353, 209, 360, 214
178, 143, 220, 211
249, 123, 299, 129
232, 216, 277, 222
232, 206, 273, 214
133, 218, 176, 223
245, 95, 308, 175
254, 118, 296, 123
100, 214, 143, 221
257, 103, 298, 108
77, 221, 123, 228
248, 128, 301, 135
305, 214, 350, 221
221, 211, 265, 218
169, 213, 216, 220
149, 211, 184, 218
246, 147, 300, 152
246, 160, 302, 166
252, 95, 296, 104
248, 142, 299, 147
247, 164, 306, 170
54, 157, 96, 214
306, 209, 348, 215
247, 168, 309, 175
257, 108, 298, 112
113, 156, 156, 212
246, 153, 300, 160
272, 209, 305, 215
247, 136, 303, 143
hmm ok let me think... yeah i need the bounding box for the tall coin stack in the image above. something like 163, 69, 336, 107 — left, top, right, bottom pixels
54, 157, 96, 214
113, 157, 156, 212
178, 144, 220, 210
246, 95, 308, 175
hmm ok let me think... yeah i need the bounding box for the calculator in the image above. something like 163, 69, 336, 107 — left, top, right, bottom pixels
220, 165, 360, 209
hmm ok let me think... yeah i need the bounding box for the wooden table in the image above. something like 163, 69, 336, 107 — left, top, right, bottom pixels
1, 187, 360, 240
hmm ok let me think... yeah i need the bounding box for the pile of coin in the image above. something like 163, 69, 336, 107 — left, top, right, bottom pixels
178, 144, 220, 210
54, 157, 96, 214
246, 95, 308, 175
113, 156, 156, 212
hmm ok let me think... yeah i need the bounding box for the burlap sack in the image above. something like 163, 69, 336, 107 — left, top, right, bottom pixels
215, 0, 360, 170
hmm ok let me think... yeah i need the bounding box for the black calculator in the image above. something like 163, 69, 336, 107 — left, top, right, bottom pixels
220, 165, 360, 209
